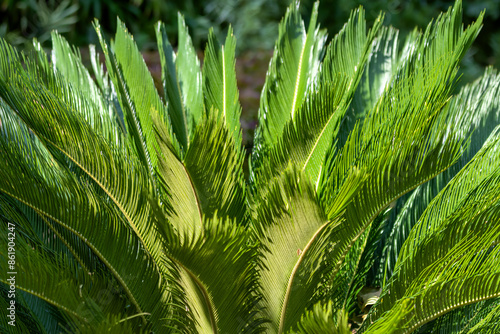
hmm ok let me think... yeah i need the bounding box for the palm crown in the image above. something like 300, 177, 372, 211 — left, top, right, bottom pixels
1, 0, 500, 333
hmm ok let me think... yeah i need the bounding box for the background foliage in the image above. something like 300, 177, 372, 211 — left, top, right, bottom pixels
1, 0, 499, 58
2, 0, 499, 146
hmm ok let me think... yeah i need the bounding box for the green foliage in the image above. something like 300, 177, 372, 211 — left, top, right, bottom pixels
1, 1, 500, 333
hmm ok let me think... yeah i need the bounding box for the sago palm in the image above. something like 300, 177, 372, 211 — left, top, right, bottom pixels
1, 0, 500, 333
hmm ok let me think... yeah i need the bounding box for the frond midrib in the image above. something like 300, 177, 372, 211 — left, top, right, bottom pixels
404, 279, 500, 334
0, 189, 147, 324
0, 282, 86, 324
329, 161, 458, 285
174, 258, 218, 333
277, 218, 336, 333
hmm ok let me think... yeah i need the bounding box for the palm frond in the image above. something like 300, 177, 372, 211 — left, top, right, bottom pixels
364, 196, 500, 333
251, 1, 327, 173
336, 25, 400, 154
176, 13, 204, 138
0, 56, 188, 331
292, 301, 350, 334
95, 19, 180, 170
466, 300, 500, 333
159, 214, 264, 333
363, 130, 500, 332
154, 111, 248, 238
0, 219, 135, 332
316, 2, 483, 302
156, 21, 190, 150
398, 126, 500, 264
380, 67, 500, 285
0, 136, 184, 331
203, 26, 243, 146
153, 113, 203, 239
259, 7, 383, 188
413, 298, 500, 333
252, 166, 335, 333
50, 32, 122, 146
0, 36, 170, 269
0, 283, 54, 333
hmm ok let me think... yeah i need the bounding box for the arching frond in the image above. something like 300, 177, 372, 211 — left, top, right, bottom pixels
413, 298, 500, 333
0, 36, 170, 269
154, 111, 248, 239
466, 301, 500, 333
158, 214, 264, 334
364, 130, 500, 332
292, 301, 350, 334
317, 1, 483, 303
252, 166, 341, 333
340, 68, 500, 322
364, 200, 500, 333
0, 227, 132, 332
380, 67, 500, 285
0, 41, 189, 331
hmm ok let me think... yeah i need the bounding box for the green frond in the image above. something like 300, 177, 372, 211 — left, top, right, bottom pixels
203, 26, 243, 146
0, 102, 103, 276
251, 7, 385, 191
397, 126, 500, 265
183, 114, 247, 223
0, 37, 172, 272
160, 215, 264, 333
315, 2, 483, 317
320, 7, 375, 84
154, 111, 248, 239
251, 6, 381, 213
380, 67, 500, 285
0, 284, 43, 333
334, 208, 388, 319
50, 32, 122, 144
252, 166, 335, 333
466, 300, 500, 333
413, 298, 500, 333
0, 194, 98, 280
0, 229, 126, 332
337, 25, 399, 152
363, 131, 500, 332
252, 1, 327, 173
410, 0, 482, 78
364, 200, 500, 333
156, 21, 189, 149
262, 6, 382, 187
94, 19, 180, 171
154, 14, 205, 148
0, 68, 188, 331
349, 26, 399, 119
0, 140, 184, 331
292, 301, 350, 334
153, 112, 203, 239
176, 13, 204, 138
